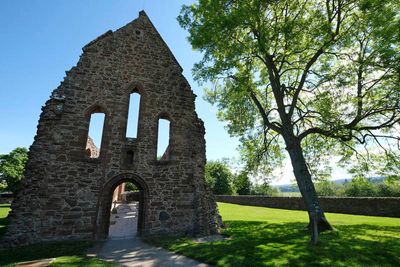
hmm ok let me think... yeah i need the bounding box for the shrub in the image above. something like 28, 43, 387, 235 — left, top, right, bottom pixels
315, 180, 338, 196
233, 171, 251, 195
205, 161, 235, 195
250, 183, 279, 196
376, 181, 400, 197
344, 177, 376, 197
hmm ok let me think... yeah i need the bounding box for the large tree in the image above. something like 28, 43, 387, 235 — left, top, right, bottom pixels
179, 0, 400, 232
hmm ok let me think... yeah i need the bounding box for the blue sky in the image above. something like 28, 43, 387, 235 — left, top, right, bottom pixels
0, 0, 240, 161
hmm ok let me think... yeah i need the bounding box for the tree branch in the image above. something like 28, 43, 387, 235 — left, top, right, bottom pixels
249, 90, 282, 134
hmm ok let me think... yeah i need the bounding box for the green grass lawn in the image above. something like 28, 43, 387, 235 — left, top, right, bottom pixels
2, 202, 400, 266
0, 203, 11, 236
146, 202, 400, 267
0, 204, 114, 266
0, 241, 115, 267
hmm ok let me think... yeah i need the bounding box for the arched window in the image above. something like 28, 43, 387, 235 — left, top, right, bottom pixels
86, 112, 105, 158
157, 118, 170, 160
126, 91, 141, 139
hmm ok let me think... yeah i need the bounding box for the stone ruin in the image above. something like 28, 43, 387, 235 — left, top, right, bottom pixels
2, 11, 221, 246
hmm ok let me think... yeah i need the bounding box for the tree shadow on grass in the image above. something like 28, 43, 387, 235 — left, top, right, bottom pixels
0, 216, 8, 236
153, 221, 400, 267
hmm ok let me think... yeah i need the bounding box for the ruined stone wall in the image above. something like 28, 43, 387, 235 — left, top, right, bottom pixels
2, 11, 220, 246
85, 136, 100, 158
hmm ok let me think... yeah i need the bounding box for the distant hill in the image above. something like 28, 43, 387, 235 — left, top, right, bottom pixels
274, 176, 386, 192
331, 176, 385, 184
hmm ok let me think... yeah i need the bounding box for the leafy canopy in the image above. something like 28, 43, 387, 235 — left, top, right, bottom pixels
0, 147, 28, 193
205, 160, 235, 195
179, 0, 400, 178
234, 171, 252, 195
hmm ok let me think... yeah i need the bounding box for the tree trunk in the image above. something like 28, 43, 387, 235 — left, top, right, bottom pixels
283, 134, 333, 234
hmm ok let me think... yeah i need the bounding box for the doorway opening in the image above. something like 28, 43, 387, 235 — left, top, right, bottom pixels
107, 180, 143, 239
94, 173, 149, 240
96, 174, 147, 240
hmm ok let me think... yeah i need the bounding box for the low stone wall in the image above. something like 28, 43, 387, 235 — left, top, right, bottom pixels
122, 191, 140, 203
216, 195, 400, 218
0, 198, 13, 204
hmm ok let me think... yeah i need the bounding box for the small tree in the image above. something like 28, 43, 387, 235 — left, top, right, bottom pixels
125, 182, 139, 192
376, 181, 400, 197
250, 183, 279, 196
315, 180, 337, 197
0, 147, 28, 193
205, 160, 235, 195
234, 171, 252, 195
344, 177, 376, 197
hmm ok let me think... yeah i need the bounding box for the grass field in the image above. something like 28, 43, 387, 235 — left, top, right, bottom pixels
147, 202, 400, 267
2, 202, 400, 266
0, 204, 11, 237
276, 192, 302, 197
0, 204, 114, 266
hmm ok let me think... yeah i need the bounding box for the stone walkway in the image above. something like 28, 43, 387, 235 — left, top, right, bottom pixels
92, 203, 211, 267
108, 202, 138, 239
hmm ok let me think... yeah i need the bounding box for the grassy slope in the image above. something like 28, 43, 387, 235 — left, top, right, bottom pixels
0, 204, 114, 266
147, 202, 400, 267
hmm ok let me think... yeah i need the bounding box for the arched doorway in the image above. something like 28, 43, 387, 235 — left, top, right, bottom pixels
95, 174, 148, 240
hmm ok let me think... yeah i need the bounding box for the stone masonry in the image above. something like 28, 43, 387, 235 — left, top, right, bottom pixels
2, 11, 221, 246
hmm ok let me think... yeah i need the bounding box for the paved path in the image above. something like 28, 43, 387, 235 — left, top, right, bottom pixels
95, 238, 211, 267
92, 203, 211, 267
109, 202, 138, 239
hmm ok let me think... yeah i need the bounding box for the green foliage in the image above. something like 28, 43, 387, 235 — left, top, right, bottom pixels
315, 178, 400, 197
124, 182, 139, 192
205, 161, 235, 195
233, 171, 251, 195
179, 0, 400, 186
315, 180, 339, 196
375, 180, 400, 197
0, 147, 28, 193
50, 256, 115, 266
344, 177, 377, 197
149, 203, 400, 267
376, 152, 400, 182
250, 183, 279, 196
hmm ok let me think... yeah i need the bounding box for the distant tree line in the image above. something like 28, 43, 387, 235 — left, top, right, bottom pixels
205, 160, 278, 196
1, 147, 398, 198
315, 178, 400, 197
206, 160, 399, 197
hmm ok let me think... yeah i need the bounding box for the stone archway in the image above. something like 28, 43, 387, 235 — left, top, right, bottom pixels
95, 173, 149, 240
